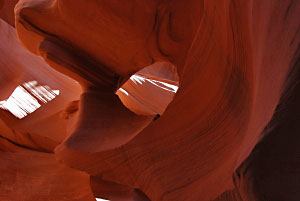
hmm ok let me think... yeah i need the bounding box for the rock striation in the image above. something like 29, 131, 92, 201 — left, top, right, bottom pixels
0, 0, 299, 201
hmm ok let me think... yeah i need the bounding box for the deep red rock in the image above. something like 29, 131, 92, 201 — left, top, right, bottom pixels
0, 0, 299, 201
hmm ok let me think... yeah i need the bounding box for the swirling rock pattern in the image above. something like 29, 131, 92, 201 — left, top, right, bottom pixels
0, 0, 299, 201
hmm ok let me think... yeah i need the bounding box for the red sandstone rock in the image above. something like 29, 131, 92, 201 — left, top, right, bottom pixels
0, 137, 95, 201
116, 62, 179, 116
0, 0, 18, 26
0, 18, 81, 152
0, 0, 299, 201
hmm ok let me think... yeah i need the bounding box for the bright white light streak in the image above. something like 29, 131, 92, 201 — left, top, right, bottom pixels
147, 79, 178, 92
23, 81, 59, 103
96, 198, 110, 201
0, 86, 41, 119
131, 75, 178, 93
0, 81, 60, 119
130, 75, 146, 85
118, 88, 129, 96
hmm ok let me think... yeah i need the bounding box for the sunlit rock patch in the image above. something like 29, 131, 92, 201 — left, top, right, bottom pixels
116, 62, 179, 116
96, 198, 109, 201
0, 80, 59, 119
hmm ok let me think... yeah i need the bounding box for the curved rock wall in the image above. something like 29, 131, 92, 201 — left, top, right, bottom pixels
0, 0, 299, 201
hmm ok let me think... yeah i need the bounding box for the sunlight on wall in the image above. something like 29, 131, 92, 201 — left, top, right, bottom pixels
118, 75, 178, 97
116, 74, 179, 116
129, 75, 178, 93
0, 81, 59, 119
96, 198, 109, 201
23, 81, 59, 103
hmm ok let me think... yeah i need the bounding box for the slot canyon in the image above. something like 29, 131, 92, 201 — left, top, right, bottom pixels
0, 0, 299, 201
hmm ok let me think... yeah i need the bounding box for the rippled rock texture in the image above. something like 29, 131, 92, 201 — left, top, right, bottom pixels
0, 0, 300, 201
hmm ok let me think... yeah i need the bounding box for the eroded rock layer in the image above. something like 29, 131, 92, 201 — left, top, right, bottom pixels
0, 0, 299, 201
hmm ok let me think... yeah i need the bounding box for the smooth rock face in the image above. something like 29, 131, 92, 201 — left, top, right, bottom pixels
116, 62, 179, 116
0, 137, 95, 201
0, 0, 18, 26
233, 31, 300, 201
0, 0, 299, 201
0, 18, 81, 152
0, 18, 25, 99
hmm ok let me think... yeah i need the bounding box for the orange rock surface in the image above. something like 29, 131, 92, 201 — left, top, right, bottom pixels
0, 0, 300, 201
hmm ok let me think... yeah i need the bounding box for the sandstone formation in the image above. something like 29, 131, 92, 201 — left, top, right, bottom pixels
0, 0, 300, 201
0, 18, 81, 152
